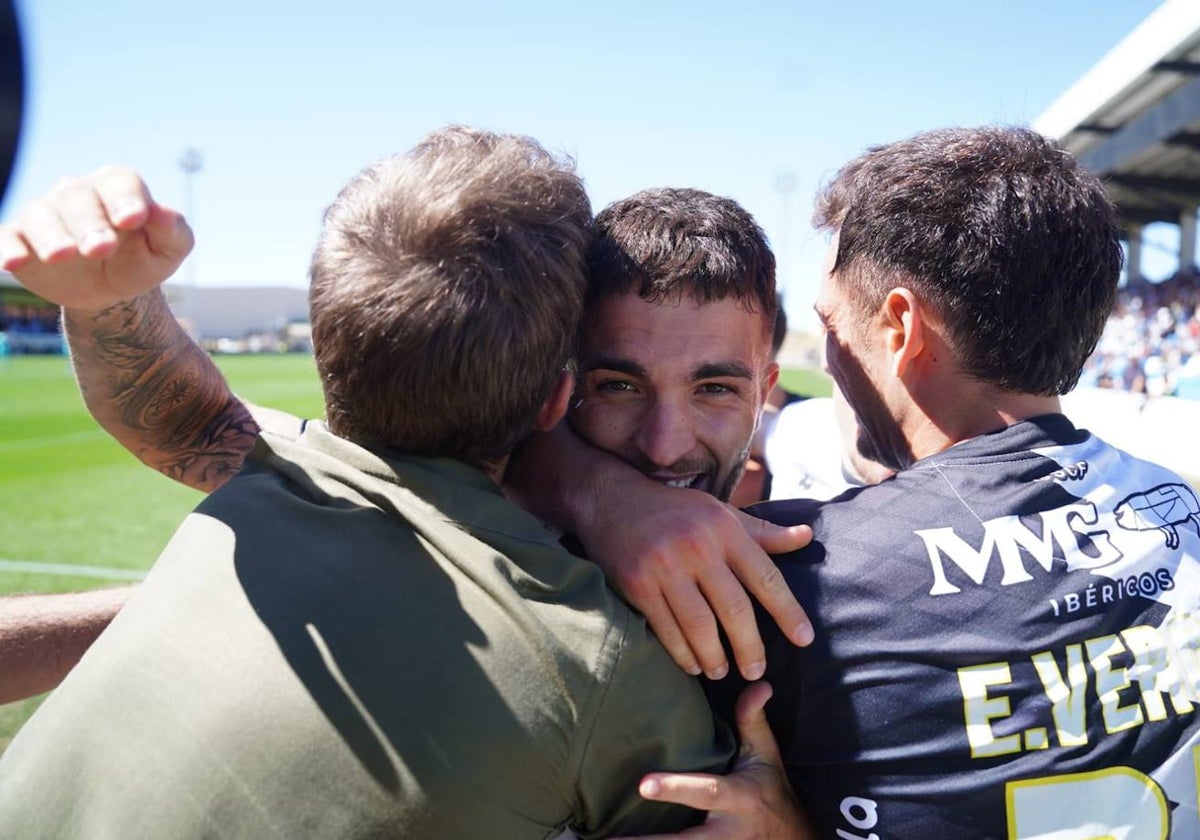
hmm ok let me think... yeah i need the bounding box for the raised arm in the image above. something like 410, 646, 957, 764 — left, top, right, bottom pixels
505, 422, 814, 683
0, 167, 258, 492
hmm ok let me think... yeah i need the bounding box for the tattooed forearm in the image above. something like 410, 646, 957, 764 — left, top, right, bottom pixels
152, 401, 261, 488
63, 289, 259, 493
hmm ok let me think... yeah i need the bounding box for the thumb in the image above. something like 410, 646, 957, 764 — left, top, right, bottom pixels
737, 510, 812, 555
142, 203, 194, 267
734, 681, 783, 767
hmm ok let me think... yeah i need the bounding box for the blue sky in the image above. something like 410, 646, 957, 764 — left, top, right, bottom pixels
1, 0, 1166, 330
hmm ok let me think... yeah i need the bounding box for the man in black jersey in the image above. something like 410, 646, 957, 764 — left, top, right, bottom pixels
544, 126, 1200, 838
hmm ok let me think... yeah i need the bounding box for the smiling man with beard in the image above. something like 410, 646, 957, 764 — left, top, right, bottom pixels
571, 188, 779, 505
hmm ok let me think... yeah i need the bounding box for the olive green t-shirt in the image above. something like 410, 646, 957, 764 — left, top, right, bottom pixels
0, 419, 733, 839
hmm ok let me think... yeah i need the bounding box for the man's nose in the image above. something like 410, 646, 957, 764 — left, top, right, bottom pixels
631, 399, 697, 468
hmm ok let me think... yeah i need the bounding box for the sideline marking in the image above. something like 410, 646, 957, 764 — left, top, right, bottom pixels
0, 559, 146, 581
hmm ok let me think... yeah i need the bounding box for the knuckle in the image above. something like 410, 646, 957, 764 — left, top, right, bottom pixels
18, 198, 52, 227
641, 548, 680, 576
93, 163, 132, 182
719, 593, 755, 622
757, 563, 787, 593
621, 573, 658, 602
697, 778, 722, 807
679, 606, 717, 633
674, 529, 718, 560
672, 536, 704, 560
51, 176, 85, 198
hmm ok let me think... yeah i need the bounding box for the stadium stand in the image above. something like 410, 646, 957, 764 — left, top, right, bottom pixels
1082, 267, 1200, 399
0, 269, 309, 354
1035, 0, 1200, 401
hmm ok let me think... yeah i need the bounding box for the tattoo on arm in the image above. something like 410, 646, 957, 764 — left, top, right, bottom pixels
65, 292, 259, 492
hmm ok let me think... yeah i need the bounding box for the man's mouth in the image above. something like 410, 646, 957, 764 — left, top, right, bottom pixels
652, 473, 709, 492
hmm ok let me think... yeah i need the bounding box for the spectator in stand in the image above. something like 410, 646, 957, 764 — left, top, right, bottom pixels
1085, 265, 1200, 399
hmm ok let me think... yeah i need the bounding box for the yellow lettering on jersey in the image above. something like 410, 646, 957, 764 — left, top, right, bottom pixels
1006, 766, 1167, 839
1031, 645, 1089, 748
1120, 624, 1195, 721
958, 663, 1021, 758
1086, 635, 1144, 735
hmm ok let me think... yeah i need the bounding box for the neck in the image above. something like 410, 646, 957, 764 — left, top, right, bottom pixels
484, 456, 509, 486
905, 379, 1062, 464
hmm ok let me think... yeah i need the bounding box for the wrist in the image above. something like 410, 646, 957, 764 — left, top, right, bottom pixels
62, 286, 165, 323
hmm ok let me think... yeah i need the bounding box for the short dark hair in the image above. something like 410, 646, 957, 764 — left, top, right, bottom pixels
309, 126, 592, 466
771, 296, 788, 358
587, 187, 777, 334
814, 126, 1122, 396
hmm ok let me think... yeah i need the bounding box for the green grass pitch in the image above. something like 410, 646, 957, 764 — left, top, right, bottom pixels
0, 355, 828, 595
0, 353, 326, 749
0, 354, 327, 594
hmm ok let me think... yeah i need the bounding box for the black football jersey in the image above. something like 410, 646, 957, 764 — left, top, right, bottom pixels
737, 414, 1200, 838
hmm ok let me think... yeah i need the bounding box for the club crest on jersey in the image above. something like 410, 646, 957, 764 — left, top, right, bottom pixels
1114, 484, 1200, 550
916, 483, 1199, 596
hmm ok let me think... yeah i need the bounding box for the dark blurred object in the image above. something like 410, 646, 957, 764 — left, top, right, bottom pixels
0, 0, 23, 206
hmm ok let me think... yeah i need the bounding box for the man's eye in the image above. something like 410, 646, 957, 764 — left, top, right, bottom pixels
596, 380, 636, 393
698, 383, 735, 395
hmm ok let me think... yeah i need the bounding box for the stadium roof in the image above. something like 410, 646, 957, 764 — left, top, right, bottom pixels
1034, 0, 1200, 229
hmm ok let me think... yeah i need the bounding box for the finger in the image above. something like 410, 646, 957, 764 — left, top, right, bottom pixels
15, 198, 79, 263
733, 681, 784, 766
661, 578, 729, 680
90, 165, 154, 230
725, 522, 814, 648
49, 177, 119, 259
0, 223, 31, 272
609, 825, 712, 840
738, 511, 812, 555
609, 828, 709, 840
634, 772, 737, 814
694, 563, 765, 681
636, 591, 703, 677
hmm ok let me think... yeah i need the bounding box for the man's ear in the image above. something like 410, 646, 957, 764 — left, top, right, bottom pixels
763, 360, 780, 399
533, 369, 575, 431
881, 287, 925, 378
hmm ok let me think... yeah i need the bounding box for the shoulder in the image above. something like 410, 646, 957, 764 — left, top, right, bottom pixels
247, 405, 307, 440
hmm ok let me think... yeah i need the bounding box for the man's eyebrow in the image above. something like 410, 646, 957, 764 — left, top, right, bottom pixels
692, 361, 753, 381
579, 356, 647, 378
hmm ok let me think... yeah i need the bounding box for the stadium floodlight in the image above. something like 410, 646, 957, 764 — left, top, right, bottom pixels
178, 148, 204, 333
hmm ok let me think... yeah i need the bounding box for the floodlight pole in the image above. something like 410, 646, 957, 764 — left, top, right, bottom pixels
178, 148, 203, 333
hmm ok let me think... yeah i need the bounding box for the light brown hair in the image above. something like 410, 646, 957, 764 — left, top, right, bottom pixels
309, 126, 592, 466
